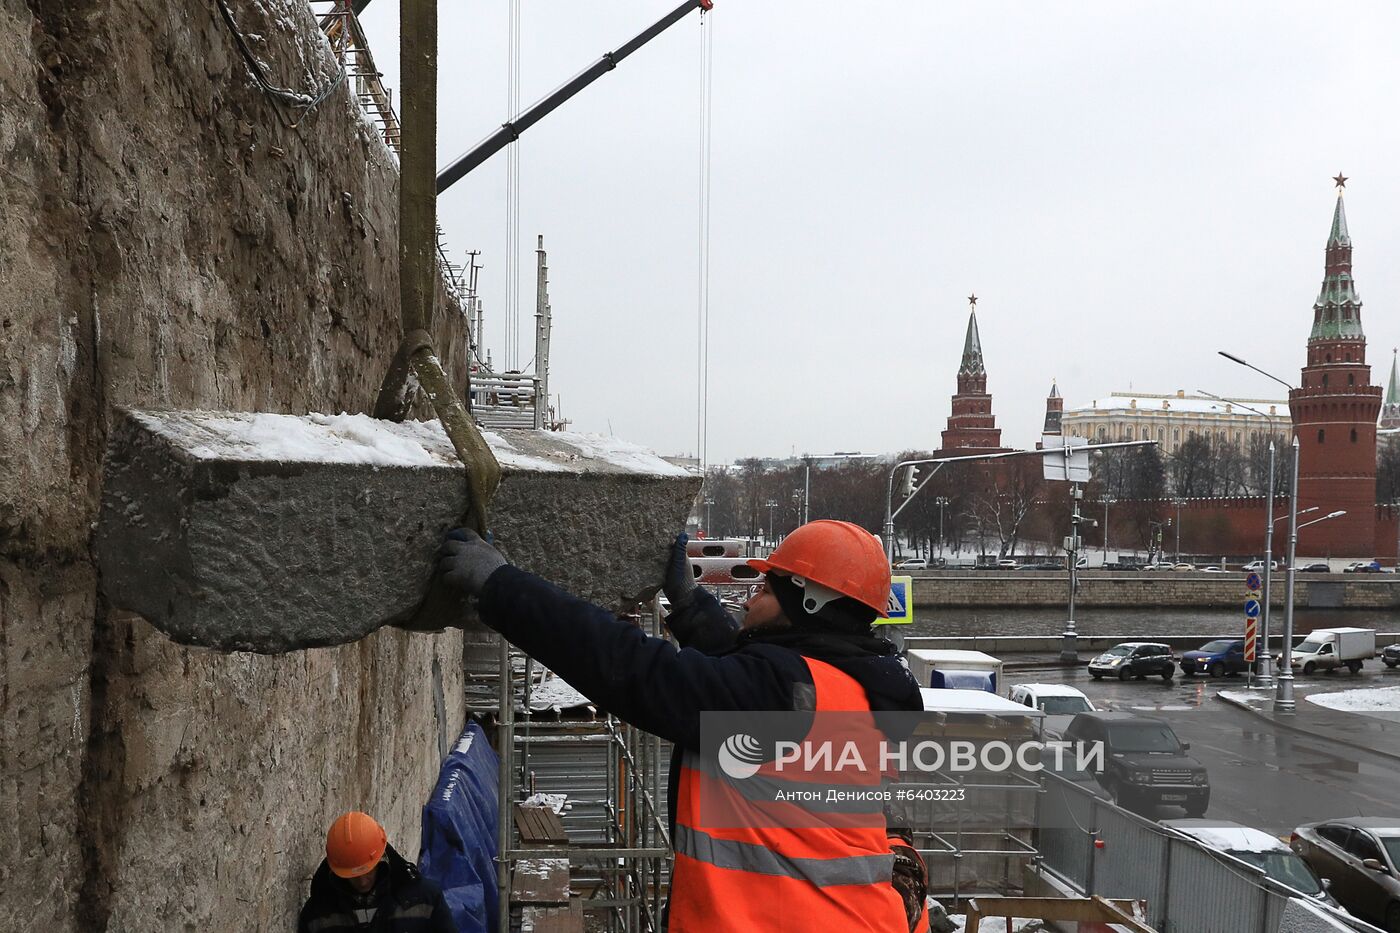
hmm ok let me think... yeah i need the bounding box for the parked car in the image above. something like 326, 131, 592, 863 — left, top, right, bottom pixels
1011, 683, 1095, 739
1018, 561, 1065, 571
1201, 566, 1225, 573
1243, 559, 1280, 572
1163, 820, 1335, 904
1101, 561, 1143, 571
1063, 712, 1209, 815
1088, 642, 1176, 681
1291, 818, 1400, 930
1172, 562, 1197, 571
1382, 644, 1400, 669
1180, 639, 1250, 678
1345, 560, 1385, 573
1300, 562, 1332, 573
1282, 627, 1376, 675
894, 558, 928, 570
1009, 683, 1095, 715
996, 558, 1019, 569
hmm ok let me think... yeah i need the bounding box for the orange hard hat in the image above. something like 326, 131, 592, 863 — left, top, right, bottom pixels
326, 811, 387, 879
748, 519, 890, 617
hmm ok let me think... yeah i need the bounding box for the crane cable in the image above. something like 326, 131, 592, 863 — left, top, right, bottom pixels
505, 0, 523, 370
696, 8, 714, 474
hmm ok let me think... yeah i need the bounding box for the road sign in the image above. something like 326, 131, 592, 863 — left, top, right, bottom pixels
1245, 572, 1262, 592
1244, 598, 1262, 618
1042, 435, 1091, 483
877, 575, 913, 625
1244, 617, 1258, 662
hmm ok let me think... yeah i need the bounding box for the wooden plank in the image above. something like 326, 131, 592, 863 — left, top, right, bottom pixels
511, 858, 570, 906
514, 803, 568, 845
521, 898, 584, 933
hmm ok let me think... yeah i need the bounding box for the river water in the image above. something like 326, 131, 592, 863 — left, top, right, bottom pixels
907, 606, 1397, 639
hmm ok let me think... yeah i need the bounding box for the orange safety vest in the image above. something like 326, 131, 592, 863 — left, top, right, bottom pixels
668, 657, 906, 931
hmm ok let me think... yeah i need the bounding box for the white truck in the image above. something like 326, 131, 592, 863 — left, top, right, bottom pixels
907, 649, 1004, 693
1284, 627, 1376, 675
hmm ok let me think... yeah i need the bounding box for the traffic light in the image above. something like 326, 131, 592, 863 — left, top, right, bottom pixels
901, 465, 918, 498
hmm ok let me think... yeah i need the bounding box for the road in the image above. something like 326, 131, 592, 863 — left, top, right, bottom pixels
1021, 664, 1400, 835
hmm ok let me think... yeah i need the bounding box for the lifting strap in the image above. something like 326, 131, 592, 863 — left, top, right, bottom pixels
375, 0, 500, 536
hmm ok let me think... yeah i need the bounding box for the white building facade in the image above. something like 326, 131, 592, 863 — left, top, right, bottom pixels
1062, 390, 1288, 455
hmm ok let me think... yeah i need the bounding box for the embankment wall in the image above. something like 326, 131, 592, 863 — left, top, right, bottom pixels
909, 573, 1400, 609
2, 1, 466, 928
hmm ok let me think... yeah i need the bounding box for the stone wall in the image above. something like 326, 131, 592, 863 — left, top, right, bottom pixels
909, 573, 1400, 609
2, 1, 467, 928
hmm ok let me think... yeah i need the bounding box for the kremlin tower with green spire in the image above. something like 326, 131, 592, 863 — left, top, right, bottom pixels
1288, 176, 1384, 556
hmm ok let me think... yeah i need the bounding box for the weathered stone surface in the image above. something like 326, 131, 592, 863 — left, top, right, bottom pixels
1, 0, 471, 928
96, 409, 700, 652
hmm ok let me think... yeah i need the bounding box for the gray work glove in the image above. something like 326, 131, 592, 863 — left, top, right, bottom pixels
662, 532, 698, 610
438, 528, 507, 597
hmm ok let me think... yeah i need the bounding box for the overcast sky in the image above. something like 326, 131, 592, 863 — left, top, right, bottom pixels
357, 1, 1400, 464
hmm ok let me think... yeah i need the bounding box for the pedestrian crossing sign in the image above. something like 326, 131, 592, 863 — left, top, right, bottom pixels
877, 575, 913, 625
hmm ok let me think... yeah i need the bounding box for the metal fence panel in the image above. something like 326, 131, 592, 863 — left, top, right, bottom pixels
1088, 802, 1170, 926
1162, 838, 1272, 933
1035, 779, 1095, 889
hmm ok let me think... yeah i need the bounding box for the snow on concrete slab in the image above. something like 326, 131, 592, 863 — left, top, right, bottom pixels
131, 409, 691, 477
1306, 685, 1400, 713
528, 675, 591, 713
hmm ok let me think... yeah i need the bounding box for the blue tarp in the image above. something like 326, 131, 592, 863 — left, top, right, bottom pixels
928, 669, 996, 692
420, 721, 500, 933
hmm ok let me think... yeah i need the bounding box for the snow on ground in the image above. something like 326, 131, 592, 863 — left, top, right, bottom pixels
947, 917, 1045, 932
1306, 684, 1400, 713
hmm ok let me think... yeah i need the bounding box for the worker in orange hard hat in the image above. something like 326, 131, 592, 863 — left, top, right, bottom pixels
298, 811, 454, 933
439, 519, 924, 931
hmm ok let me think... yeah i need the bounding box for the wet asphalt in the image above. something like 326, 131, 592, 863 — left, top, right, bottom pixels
1021, 662, 1400, 835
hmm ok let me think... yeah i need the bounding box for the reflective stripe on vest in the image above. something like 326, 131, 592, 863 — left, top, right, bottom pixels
674, 824, 893, 886
667, 656, 906, 931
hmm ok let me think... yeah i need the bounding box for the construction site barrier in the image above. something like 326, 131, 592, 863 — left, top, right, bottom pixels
420, 721, 501, 933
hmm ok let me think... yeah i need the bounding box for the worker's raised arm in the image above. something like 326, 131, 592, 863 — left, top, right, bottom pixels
436, 528, 793, 747
475, 564, 789, 748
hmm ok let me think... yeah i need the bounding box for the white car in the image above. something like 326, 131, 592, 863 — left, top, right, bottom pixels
1011, 684, 1095, 744
1008, 683, 1095, 716
895, 558, 928, 570
1242, 560, 1279, 572
1162, 820, 1335, 905
997, 558, 1019, 569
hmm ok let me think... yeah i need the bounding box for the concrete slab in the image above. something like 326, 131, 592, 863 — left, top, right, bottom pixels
96, 409, 700, 652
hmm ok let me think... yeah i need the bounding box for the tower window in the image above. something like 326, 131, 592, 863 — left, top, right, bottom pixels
1349, 374, 1355, 386
1346, 351, 1353, 361
1325, 353, 1332, 363
1318, 429, 1325, 444
1323, 374, 1329, 387
1351, 428, 1358, 443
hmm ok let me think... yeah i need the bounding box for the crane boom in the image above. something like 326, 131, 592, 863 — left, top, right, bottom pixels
436, 0, 712, 194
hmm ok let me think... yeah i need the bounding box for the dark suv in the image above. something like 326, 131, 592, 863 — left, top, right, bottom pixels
1088, 642, 1176, 681
1064, 712, 1210, 816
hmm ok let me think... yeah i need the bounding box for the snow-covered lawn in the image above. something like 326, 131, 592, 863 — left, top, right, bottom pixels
1305, 684, 1400, 713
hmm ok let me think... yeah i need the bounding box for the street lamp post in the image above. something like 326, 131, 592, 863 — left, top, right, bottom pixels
1278, 436, 1301, 712
1102, 497, 1115, 558
704, 496, 714, 535
934, 496, 950, 561
1174, 497, 1185, 562
765, 500, 777, 547
1215, 351, 1302, 709
1198, 389, 1283, 685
